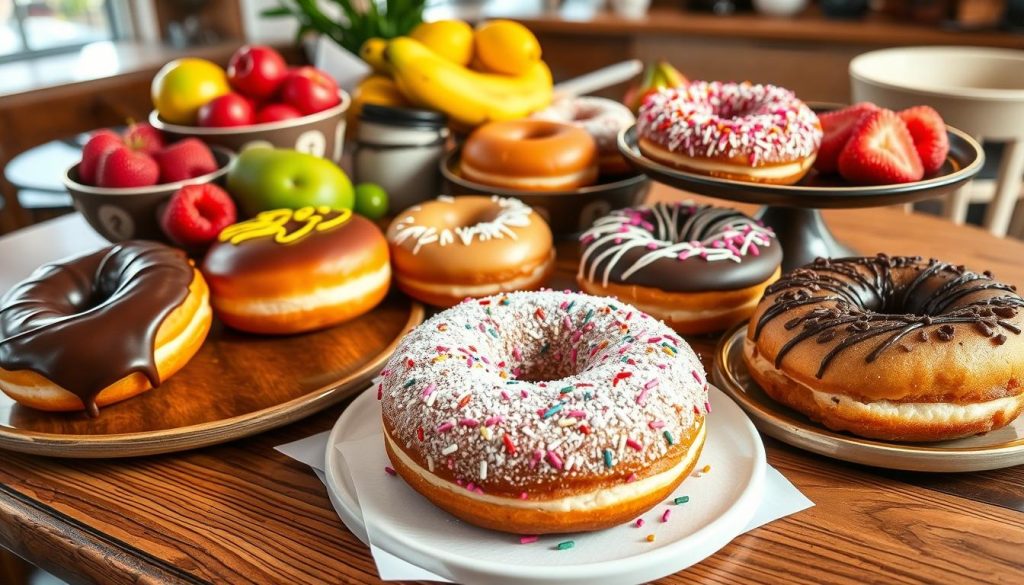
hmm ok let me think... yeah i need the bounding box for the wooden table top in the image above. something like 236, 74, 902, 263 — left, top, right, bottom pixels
0, 184, 1022, 585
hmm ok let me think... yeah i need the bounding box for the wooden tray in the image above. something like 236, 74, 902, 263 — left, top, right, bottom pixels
0, 293, 424, 458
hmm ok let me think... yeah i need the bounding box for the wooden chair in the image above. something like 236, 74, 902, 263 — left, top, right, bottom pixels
850, 47, 1024, 237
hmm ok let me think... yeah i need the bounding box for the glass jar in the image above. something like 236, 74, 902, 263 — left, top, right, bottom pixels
353, 105, 449, 214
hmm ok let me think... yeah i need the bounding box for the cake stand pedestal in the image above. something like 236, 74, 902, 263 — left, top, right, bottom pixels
618, 124, 985, 270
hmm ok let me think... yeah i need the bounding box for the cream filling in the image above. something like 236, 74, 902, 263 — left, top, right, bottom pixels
745, 344, 1021, 423
0, 297, 212, 398
385, 422, 705, 512
398, 253, 553, 298
215, 264, 391, 316
462, 162, 596, 188
644, 143, 808, 179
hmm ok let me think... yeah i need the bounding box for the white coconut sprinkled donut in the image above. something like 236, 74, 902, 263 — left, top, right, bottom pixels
377, 290, 708, 534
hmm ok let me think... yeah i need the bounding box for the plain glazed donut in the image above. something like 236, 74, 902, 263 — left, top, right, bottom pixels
578, 202, 782, 335
387, 195, 554, 307
533, 96, 636, 176
202, 206, 391, 335
0, 241, 211, 416
461, 120, 599, 191
377, 290, 708, 534
638, 82, 822, 185
745, 255, 1024, 442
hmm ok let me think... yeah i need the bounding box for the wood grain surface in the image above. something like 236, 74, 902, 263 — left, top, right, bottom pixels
0, 185, 1022, 584
0, 292, 424, 458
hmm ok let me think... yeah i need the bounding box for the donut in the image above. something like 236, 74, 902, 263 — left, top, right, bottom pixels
377, 290, 708, 534
460, 120, 599, 191
745, 255, 1024, 442
533, 96, 636, 176
577, 202, 782, 335
387, 195, 554, 307
0, 241, 211, 416
637, 82, 822, 185
202, 206, 390, 335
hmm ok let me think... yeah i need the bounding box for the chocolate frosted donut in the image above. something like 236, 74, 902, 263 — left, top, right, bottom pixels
0, 241, 210, 416
577, 202, 782, 335
745, 255, 1024, 441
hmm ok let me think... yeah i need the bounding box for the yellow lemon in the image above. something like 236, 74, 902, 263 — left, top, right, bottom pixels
473, 20, 541, 76
410, 20, 474, 66
359, 38, 390, 74
151, 58, 230, 125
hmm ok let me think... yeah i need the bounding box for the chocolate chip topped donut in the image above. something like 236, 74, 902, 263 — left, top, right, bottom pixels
377, 291, 708, 534
745, 254, 1024, 441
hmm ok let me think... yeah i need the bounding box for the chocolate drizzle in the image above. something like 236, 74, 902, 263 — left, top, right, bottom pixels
754, 255, 1024, 378
0, 241, 194, 416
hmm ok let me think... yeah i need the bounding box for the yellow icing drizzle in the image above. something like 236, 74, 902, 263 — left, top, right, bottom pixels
219, 206, 352, 245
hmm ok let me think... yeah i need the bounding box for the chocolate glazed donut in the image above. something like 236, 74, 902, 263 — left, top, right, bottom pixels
745, 255, 1024, 441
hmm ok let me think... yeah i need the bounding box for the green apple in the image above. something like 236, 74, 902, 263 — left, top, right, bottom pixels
227, 147, 354, 217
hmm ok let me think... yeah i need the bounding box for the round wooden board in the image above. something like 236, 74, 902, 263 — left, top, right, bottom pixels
0, 293, 424, 458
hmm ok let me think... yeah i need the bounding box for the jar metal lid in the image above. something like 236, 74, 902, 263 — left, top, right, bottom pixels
360, 104, 447, 128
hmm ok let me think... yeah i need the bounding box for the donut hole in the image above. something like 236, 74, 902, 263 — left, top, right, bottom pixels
520, 125, 562, 141
498, 314, 603, 384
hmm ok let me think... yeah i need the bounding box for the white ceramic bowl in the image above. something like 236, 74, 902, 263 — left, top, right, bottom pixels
849, 47, 1024, 140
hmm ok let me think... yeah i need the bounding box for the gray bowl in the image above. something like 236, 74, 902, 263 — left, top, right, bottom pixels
149, 89, 351, 162
64, 147, 235, 244
440, 149, 650, 236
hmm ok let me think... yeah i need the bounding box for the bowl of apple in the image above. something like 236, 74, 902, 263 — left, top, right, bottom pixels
148, 46, 351, 163
64, 123, 235, 244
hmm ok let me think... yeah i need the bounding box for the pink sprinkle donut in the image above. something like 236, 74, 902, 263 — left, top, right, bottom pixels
637, 81, 822, 185
534, 96, 636, 176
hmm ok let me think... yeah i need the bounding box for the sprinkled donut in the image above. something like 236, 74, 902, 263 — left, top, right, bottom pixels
746, 255, 1024, 441
378, 290, 708, 534
578, 202, 782, 335
533, 96, 636, 176
387, 196, 555, 307
638, 82, 822, 185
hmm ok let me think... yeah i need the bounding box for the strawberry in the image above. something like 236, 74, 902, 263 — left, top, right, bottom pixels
898, 106, 949, 175
160, 184, 238, 248
79, 130, 123, 185
154, 138, 218, 183
813, 102, 878, 174
838, 109, 924, 185
123, 122, 165, 155
95, 146, 159, 188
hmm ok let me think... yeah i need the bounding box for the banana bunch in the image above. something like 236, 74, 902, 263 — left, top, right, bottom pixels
623, 60, 689, 114
354, 20, 553, 128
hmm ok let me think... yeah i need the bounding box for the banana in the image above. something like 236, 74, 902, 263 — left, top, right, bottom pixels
386, 36, 553, 127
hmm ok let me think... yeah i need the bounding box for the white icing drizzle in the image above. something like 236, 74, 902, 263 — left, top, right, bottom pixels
389, 195, 533, 255
378, 291, 708, 494
578, 202, 776, 287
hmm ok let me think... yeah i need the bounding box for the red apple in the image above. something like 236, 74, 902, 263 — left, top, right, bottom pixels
79, 130, 123, 185
197, 93, 256, 127
122, 122, 165, 155
227, 45, 288, 100
255, 103, 303, 124
280, 66, 341, 115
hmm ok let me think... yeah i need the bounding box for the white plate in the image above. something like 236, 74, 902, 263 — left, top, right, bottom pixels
324, 385, 766, 585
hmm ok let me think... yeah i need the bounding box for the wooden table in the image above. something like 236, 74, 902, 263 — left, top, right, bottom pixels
0, 184, 1022, 584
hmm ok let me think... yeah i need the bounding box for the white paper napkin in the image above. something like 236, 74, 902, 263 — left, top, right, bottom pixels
277, 427, 813, 582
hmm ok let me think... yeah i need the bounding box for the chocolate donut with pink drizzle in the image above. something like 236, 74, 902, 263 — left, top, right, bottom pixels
577, 202, 782, 335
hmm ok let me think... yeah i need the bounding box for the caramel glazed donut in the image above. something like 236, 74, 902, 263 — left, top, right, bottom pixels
202, 206, 391, 335
578, 202, 782, 335
377, 291, 708, 534
0, 241, 211, 416
637, 81, 822, 185
460, 119, 598, 191
386, 195, 555, 307
746, 255, 1024, 442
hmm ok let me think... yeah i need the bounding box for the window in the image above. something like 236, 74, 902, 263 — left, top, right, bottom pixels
0, 0, 122, 63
